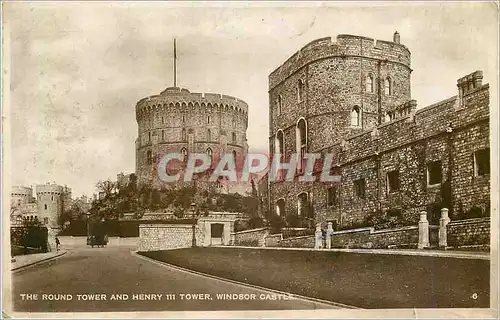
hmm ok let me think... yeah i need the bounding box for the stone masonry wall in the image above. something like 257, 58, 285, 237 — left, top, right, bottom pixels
447, 217, 490, 249
269, 72, 489, 230
278, 235, 315, 248
264, 234, 283, 247
231, 228, 270, 247
138, 224, 204, 252
329, 226, 420, 249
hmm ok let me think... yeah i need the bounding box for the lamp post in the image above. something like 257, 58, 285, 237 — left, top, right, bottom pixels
191, 202, 197, 247
86, 212, 91, 245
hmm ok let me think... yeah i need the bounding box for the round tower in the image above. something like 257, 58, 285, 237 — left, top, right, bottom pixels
36, 183, 64, 229
11, 186, 34, 208
135, 86, 249, 188
269, 33, 412, 155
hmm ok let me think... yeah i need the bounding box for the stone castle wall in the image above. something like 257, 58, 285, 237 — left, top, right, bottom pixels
447, 217, 490, 249
230, 227, 270, 247
138, 224, 204, 252
268, 33, 490, 230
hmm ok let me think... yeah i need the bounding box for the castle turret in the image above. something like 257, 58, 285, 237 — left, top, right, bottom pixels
135, 87, 249, 188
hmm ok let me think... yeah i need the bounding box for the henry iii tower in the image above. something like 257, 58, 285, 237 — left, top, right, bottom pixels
135, 40, 249, 188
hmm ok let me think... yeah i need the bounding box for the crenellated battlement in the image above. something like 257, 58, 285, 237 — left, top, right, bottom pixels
136, 87, 249, 117
339, 78, 489, 162
269, 33, 411, 89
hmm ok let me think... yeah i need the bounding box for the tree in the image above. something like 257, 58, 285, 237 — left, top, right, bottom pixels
96, 179, 117, 198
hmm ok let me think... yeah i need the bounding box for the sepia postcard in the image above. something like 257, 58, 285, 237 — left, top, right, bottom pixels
2, 1, 499, 319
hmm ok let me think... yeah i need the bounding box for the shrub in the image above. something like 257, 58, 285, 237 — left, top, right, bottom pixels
268, 215, 285, 234
174, 207, 185, 219
248, 217, 264, 229
234, 219, 250, 232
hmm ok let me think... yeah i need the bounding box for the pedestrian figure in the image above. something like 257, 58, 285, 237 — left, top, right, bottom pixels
55, 236, 60, 252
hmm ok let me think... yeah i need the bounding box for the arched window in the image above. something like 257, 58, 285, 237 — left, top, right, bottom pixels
277, 95, 282, 115
297, 79, 304, 102
206, 148, 213, 165
351, 106, 360, 127
275, 130, 284, 154
366, 74, 374, 93
384, 77, 391, 95
181, 128, 187, 141
276, 199, 285, 217
232, 150, 237, 162
161, 117, 165, 124
232, 132, 237, 143
148, 131, 151, 143
207, 129, 211, 141
181, 148, 188, 163
182, 115, 185, 123
146, 150, 152, 165
297, 192, 310, 217
296, 118, 307, 173
162, 130, 165, 141
207, 116, 211, 124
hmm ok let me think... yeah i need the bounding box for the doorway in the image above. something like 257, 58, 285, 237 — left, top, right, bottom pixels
210, 223, 224, 246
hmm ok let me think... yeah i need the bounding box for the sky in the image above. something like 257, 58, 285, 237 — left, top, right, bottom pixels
4, 2, 498, 198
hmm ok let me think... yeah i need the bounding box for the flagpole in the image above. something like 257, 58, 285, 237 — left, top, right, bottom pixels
173, 38, 177, 87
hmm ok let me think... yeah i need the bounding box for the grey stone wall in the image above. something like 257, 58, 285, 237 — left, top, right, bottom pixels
231, 228, 270, 247
264, 234, 283, 247
138, 224, 204, 252
278, 235, 315, 248
447, 217, 490, 249
328, 226, 420, 249
269, 63, 489, 230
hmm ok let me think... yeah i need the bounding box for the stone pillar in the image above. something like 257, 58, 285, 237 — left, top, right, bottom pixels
439, 208, 451, 249
326, 222, 334, 249
418, 211, 429, 249
314, 224, 323, 249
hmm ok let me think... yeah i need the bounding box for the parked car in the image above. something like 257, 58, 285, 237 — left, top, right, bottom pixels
89, 234, 108, 248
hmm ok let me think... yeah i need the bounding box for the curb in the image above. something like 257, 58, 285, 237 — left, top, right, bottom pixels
221, 245, 490, 260
131, 250, 360, 310
11, 251, 67, 272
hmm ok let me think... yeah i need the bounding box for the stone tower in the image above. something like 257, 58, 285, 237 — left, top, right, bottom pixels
268, 33, 412, 223
36, 183, 70, 250
135, 87, 249, 188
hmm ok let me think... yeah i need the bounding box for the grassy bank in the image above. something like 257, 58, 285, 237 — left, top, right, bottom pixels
139, 247, 489, 309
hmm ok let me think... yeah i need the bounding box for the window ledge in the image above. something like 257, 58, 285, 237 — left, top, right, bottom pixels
474, 174, 490, 179
427, 183, 441, 188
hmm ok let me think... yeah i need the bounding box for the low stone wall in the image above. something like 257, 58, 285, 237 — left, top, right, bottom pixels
138, 224, 204, 252
447, 217, 490, 249
281, 228, 312, 239
264, 234, 283, 247
231, 228, 270, 247
279, 235, 315, 248
330, 226, 420, 249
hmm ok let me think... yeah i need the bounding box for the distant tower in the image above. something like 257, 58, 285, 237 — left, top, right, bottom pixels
36, 183, 68, 251
36, 183, 65, 228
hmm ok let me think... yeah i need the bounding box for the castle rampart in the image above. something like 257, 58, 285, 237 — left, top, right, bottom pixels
269, 34, 411, 90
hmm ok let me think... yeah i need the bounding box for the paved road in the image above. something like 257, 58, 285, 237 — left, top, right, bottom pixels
11, 242, 336, 312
